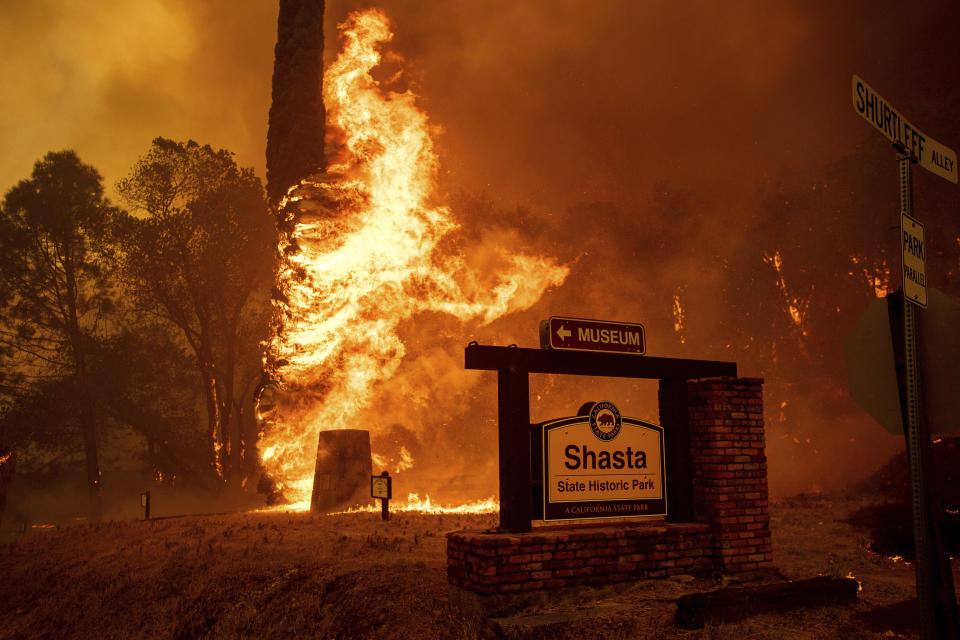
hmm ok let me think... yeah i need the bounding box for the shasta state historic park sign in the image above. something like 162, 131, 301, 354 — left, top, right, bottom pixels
543, 401, 666, 520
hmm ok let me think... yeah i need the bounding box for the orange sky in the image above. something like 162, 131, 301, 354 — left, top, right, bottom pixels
3, 1, 957, 207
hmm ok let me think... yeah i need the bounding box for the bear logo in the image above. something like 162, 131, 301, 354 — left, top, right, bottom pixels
589, 401, 622, 441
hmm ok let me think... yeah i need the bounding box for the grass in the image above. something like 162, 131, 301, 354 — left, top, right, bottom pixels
0, 495, 951, 639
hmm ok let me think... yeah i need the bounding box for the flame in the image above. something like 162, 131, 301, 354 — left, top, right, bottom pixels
258, 9, 567, 506
845, 571, 863, 591
395, 446, 414, 473
849, 255, 891, 298
671, 291, 686, 344
371, 446, 413, 474
336, 493, 499, 515
764, 250, 809, 334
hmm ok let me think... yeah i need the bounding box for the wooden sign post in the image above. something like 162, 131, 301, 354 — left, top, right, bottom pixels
465, 341, 737, 532
371, 471, 392, 521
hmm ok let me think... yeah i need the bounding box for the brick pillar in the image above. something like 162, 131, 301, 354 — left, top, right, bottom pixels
685, 377, 773, 574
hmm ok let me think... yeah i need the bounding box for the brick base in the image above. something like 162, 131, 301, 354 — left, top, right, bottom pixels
448, 376, 774, 598
447, 521, 712, 595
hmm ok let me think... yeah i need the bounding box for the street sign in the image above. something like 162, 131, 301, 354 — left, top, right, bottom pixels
851, 74, 959, 640
539, 316, 645, 355
845, 289, 960, 435
902, 213, 927, 308
542, 401, 665, 521
844, 296, 902, 434
852, 75, 958, 184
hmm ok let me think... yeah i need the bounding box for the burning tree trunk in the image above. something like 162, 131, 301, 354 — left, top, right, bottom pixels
0, 447, 14, 529
266, 0, 326, 206
257, 9, 568, 507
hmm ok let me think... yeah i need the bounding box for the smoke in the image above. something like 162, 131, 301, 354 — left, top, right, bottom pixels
0, 0, 275, 196
4, 0, 960, 499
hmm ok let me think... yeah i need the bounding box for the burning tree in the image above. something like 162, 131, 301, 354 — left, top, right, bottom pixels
114, 139, 277, 486
259, 9, 568, 507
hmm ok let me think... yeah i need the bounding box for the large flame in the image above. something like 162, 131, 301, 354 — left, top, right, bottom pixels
258, 8, 568, 508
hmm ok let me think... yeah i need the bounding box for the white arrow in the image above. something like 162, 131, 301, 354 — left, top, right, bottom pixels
556, 324, 571, 341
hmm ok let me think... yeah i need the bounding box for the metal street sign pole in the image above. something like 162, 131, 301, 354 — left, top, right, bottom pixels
899, 155, 933, 639
896, 153, 959, 640
852, 74, 959, 640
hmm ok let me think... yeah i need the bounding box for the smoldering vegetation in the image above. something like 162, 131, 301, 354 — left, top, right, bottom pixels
844, 435, 960, 559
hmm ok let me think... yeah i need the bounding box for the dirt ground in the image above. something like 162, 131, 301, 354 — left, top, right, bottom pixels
0, 495, 953, 639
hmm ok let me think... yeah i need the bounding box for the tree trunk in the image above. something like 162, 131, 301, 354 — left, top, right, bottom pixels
229, 401, 243, 488
217, 347, 236, 484
199, 359, 222, 478
0, 447, 15, 529
63, 256, 102, 521
77, 368, 102, 521
266, 0, 327, 204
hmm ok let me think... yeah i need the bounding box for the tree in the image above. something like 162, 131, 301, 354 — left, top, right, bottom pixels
90, 322, 209, 487
0, 150, 115, 519
266, 0, 326, 205
114, 138, 277, 486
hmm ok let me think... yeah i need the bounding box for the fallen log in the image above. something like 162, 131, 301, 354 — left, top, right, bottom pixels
675, 576, 859, 630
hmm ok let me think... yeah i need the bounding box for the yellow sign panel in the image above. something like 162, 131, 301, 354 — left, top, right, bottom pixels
543, 401, 665, 520
371, 475, 391, 499
901, 212, 927, 308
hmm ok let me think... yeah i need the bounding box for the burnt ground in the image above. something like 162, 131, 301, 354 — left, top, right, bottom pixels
843, 435, 960, 559
0, 496, 955, 639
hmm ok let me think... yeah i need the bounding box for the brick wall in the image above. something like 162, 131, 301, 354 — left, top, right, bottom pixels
447, 376, 772, 596
447, 522, 711, 595
686, 377, 773, 574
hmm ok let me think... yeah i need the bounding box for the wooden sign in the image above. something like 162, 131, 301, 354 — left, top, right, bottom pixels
540, 317, 646, 355
542, 401, 665, 520
371, 473, 392, 499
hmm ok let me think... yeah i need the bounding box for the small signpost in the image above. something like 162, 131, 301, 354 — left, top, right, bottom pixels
140, 491, 151, 520
851, 73, 959, 640
371, 471, 392, 521
539, 316, 645, 355
542, 401, 666, 520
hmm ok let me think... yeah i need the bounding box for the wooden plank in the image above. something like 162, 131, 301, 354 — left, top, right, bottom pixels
498, 368, 532, 532
660, 378, 695, 522
530, 423, 544, 521
465, 344, 736, 379
675, 576, 860, 630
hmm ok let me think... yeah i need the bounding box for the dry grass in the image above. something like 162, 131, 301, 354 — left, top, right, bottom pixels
0, 495, 950, 639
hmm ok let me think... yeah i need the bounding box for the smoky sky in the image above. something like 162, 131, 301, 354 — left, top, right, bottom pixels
3, 1, 957, 205
3, 0, 960, 496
